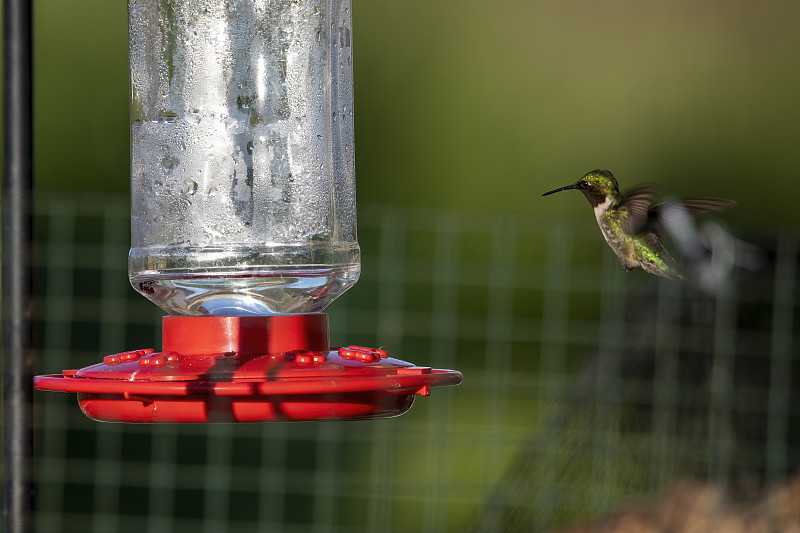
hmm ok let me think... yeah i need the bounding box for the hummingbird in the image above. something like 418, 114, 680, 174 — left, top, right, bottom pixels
542, 169, 736, 280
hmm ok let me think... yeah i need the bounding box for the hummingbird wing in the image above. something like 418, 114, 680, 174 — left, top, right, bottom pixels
675, 197, 737, 216
650, 197, 736, 227
620, 183, 660, 234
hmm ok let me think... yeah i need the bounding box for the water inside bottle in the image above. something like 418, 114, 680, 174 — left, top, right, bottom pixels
130, 264, 359, 316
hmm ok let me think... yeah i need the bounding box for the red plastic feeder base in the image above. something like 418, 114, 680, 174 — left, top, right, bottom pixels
34, 314, 462, 423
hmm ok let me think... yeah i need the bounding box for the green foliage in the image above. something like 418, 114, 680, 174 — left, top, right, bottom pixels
30, 0, 800, 232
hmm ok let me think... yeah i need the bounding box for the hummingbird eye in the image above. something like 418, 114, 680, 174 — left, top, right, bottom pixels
578, 181, 589, 190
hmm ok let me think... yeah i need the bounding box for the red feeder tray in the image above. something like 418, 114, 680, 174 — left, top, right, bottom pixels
34, 314, 462, 423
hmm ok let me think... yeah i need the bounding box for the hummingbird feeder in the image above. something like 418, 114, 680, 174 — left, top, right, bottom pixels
34, 0, 461, 422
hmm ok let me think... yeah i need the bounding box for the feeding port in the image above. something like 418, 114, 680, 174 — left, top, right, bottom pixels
34, 0, 461, 422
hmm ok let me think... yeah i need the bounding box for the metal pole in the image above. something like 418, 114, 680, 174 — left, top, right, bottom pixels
3, 0, 35, 531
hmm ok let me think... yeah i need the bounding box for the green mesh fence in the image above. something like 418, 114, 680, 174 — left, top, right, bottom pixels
29, 192, 799, 533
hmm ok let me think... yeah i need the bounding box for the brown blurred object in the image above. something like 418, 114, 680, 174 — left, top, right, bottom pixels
557, 474, 800, 533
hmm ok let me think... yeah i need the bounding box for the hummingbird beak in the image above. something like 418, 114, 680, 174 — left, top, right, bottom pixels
541, 184, 576, 196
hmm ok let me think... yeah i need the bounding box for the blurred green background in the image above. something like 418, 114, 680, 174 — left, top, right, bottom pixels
20, 1, 800, 532
35, 0, 800, 229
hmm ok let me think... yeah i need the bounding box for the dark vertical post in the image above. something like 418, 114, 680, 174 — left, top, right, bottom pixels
3, 0, 35, 531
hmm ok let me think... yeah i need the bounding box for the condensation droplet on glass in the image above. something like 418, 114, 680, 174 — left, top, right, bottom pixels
156, 113, 178, 124
161, 156, 178, 173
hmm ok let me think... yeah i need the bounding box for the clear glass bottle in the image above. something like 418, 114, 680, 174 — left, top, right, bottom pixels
128, 0, 359, 316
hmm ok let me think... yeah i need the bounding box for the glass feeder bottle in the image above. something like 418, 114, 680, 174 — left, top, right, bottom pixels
128, 0, 359, 316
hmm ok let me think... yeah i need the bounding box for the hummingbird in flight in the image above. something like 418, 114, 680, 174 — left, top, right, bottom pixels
542, 169, 736, 280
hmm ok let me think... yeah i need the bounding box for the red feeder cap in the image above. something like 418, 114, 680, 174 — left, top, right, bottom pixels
162, 314, 330, 355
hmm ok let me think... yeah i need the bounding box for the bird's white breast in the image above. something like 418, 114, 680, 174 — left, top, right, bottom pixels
593, 196, 614, 228
593, 196, 622, 251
